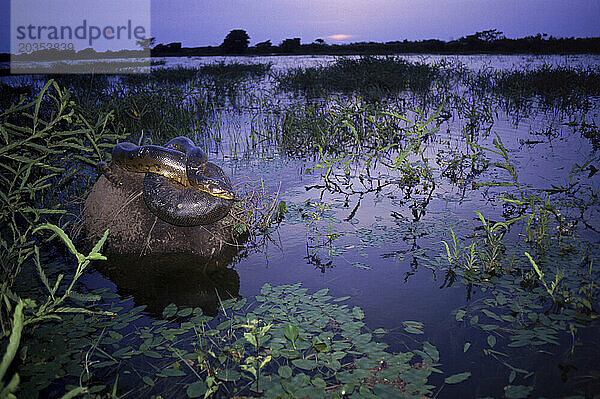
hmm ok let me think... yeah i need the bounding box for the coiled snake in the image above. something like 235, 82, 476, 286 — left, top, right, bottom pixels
98, 137, 234, 226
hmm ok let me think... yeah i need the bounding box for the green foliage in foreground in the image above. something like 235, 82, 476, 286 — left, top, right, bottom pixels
0, 80, 122, 284
0, 223, 111, 399
81, 283, 468, 398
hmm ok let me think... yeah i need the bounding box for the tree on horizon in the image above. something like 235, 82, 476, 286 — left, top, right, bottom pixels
279, 38, 301, 53
221, 29, 250, 54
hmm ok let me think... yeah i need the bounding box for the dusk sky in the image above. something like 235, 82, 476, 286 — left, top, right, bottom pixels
2, 0, 600, 52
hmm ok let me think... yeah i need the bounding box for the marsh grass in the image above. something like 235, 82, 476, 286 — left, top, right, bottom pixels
12, 60, 151, 75
277, 97, 409, 156
122, 62, 272, 86
0, 80, 122, 279
276, 56, 439, 100
4, 62, 273, 143
198, 61, 272, 81
471, 64, 600, 110
274, 56, 600, 112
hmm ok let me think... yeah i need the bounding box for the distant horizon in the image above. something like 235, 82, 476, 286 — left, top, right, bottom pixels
152, 30, 600, 48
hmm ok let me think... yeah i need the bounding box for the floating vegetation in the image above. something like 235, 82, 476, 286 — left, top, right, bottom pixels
78, 283, 464, 398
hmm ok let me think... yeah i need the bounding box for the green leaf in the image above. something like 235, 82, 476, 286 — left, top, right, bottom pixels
487, 335, 497, 348
463, 342, 471, 353
86, 253, 107, 261
481, 309, 503, 322
0, 301, 23, 383
312, 336, 329, 352
352, 262, 372, 270
278, 365, 292, 379
312, 376, 327, 388
352, 306, 365, 319
292, 358, 316, 370
162, 303, 177, 318
423, 342, 439, 362
215, 369, 240, 382
186, 381, 207, 398
160, 368, 186, 377
33, 223, 84, 263
143, 350, 162, 359
334, 296, 351, 302
284, 324, 299, 342
142, 376, 154, 386
525, 252, 544, 280
60, 387, 84, 399
244, 332, 257, 347
495, 292, 507, 305
444, 372, 471, 384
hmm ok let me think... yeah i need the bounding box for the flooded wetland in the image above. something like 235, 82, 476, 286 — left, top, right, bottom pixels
2, 54, 600, 398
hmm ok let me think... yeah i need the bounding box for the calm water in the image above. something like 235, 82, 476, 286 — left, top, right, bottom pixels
62, 54, 600, 397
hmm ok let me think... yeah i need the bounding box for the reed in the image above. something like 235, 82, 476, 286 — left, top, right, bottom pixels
275, 56, 439, 100
198, 61, 272, 80
473, 64, 600, 109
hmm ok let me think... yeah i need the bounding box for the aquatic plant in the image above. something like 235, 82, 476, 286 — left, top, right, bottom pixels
464, 64, 600, 111
77, 284, 469, 398
197, 61, 272, 81
275, 56, 439, 100
0, 81, 127, 397
1, 55, 599, 397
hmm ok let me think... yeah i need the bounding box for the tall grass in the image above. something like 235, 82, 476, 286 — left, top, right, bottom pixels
198, 61, 272, 80
0, 81, 120, 282
471, 64, 600, 109
276, 56, 439, 100
26, 62, 274, 140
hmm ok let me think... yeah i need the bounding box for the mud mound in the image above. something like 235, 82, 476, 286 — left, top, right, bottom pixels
83, 166, 246, 257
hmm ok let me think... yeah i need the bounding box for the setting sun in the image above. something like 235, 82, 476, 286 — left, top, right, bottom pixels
327, 33, 354, 41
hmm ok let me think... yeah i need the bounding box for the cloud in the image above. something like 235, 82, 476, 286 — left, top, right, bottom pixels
326, 34, 354, 41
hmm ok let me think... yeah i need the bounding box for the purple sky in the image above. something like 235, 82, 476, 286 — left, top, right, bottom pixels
2, 0, 600, 51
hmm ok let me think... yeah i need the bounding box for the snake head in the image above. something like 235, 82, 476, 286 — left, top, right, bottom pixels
202, 180, 235, 200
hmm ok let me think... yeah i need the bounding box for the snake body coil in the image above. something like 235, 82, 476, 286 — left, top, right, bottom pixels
108, 137, 234, 226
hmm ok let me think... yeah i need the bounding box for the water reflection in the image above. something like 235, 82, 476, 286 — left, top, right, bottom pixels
95, 252, 241, 317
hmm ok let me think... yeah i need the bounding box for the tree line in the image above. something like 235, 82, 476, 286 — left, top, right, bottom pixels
151, 29, 600, 56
